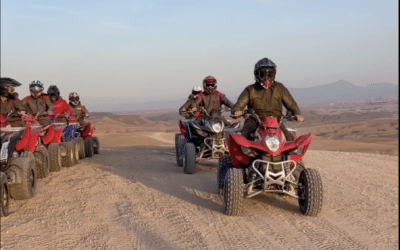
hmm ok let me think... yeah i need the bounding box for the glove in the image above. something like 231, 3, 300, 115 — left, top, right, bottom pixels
234, 111, 243, 117
296, 115, 304, 122
85, 113, 89, 118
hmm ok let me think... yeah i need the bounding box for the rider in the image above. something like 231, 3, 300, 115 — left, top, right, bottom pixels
23, 80, 54, 126
232, 58, 304, 141
47, 85, 73, 123
179, 86, 203, 119
1, 86, 26, 118
193, 76, 234, 117
69, 92, 89, 126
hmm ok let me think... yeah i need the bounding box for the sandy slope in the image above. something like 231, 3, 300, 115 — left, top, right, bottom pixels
1, 132, 398, 250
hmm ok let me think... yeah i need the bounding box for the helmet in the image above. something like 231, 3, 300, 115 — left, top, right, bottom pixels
254, 58, 277, 89
69, 92, 80, 106
29, 80, 44, 97
191, 86, 202, 98
202, 76, 217, 94
47, 85, 60, 102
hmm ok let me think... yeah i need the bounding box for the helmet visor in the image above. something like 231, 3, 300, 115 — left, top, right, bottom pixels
70, 97, 79, 103
258, 69, 275, 79
30, 85, 43, 95
49, 94, 58, 102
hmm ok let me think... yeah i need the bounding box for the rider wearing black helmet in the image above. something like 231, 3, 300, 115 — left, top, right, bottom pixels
47, 85, 73, 122
23, 80, 53, 125
1, 86, 26, 118
232, 58, 304, 141
179, 86, 202, 118
69, 92, 89, 125
0, 78, 26, 118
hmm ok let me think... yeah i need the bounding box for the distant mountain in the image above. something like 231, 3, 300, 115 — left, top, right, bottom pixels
91, 80, 398, 112
288, 80, 398, 104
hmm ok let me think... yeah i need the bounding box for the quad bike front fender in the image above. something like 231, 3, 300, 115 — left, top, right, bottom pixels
52, 129, 63, 144
289, 133, 313, 162
41, 124, 55, 145
226, 134, 250, 168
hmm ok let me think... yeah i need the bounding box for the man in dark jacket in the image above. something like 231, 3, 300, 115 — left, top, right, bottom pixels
1, 78, 27, 127
179, 86, 202, 118
193, 76, 234, 115
23, 80, 53, 126
232, 58, 304, 141
69, 92, 89, 126
1, 87, 26, 117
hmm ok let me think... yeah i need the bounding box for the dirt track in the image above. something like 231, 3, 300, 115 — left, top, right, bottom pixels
1, 132, 398, 250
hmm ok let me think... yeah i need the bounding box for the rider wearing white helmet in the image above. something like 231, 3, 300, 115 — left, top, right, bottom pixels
179, 86, 203, 118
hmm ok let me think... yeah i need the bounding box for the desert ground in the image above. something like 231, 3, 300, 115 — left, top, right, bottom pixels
1, 99, 398, 250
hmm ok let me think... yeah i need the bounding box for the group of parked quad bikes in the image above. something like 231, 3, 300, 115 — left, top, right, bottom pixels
1, 77, 99, 217
175, 60, 323, 217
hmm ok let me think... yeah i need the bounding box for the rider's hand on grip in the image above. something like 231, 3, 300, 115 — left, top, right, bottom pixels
296, 115, 304, 122
231, 111, 243, 119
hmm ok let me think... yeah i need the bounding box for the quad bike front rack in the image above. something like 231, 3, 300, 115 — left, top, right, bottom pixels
246, 159, 299, 199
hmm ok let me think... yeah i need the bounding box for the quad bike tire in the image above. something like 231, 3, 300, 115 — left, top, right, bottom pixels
48, 143, 62, 172
85, 138, 94, 158
223, 168, 244, 216
72, 140, 80, 165
298, 168, 323, 216
183, 143, 196, 174
60, 142, 74, 168
217, 155, 232, 193
76, 137, 85, 159
1, 172, 10, 217
175, 133, 185, 167
92, 136, 100, 154
9, 152, 38, 200
33, 146, 50, 179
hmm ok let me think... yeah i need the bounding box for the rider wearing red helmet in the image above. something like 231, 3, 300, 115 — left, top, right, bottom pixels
69, 92, 89, 126
193, 76, 234, 115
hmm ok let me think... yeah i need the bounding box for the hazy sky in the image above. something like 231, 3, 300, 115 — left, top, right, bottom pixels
1, 0, 398, 111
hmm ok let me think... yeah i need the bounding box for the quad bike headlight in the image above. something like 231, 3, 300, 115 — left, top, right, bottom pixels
212, 123, 222, 133
289, 147, 304, 155
265, 135, 280, 152
240, 146, 258, 157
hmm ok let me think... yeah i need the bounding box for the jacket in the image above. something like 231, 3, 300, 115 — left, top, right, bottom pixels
194, 91, 234, 113
233, 82, 300, 120
23, 95, 53, 115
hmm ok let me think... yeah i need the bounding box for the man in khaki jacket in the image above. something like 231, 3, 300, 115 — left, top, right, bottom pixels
232, 58, 304, 141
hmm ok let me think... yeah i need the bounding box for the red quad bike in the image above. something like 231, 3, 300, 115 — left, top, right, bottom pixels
5, 111, 66, 179
219, 110, 323, 216
1, 114, 38, 209
74, 115, 99, 158
49, 114, 82, 168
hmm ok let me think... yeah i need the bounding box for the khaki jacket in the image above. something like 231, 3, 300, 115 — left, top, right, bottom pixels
233, 82, 300, 120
